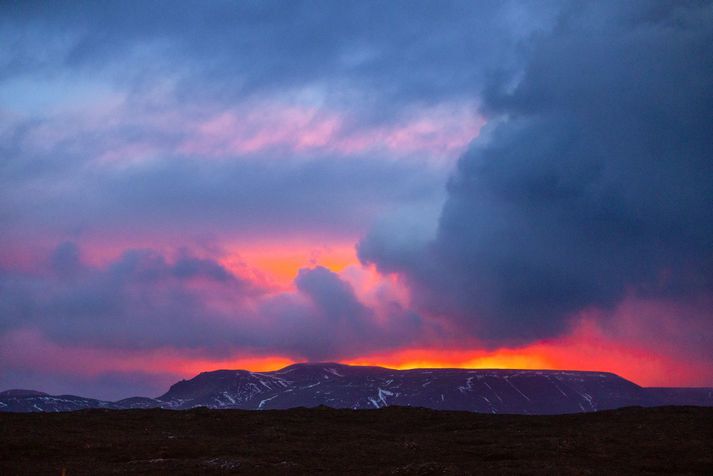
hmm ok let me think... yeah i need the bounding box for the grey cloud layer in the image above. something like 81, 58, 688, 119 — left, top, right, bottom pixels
1, 0, 556, 115
2, 150, 443, 241
360, 0, 713, 344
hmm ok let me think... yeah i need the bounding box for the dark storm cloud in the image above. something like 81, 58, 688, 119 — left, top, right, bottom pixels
360, 0, 713, 344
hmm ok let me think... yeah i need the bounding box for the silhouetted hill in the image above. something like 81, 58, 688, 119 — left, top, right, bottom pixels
2, 363, 712, 414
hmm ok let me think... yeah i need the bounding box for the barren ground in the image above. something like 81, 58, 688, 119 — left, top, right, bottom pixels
1, 406, 711, 474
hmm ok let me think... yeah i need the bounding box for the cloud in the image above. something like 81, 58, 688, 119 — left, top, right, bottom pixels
0, 242, 428, 362
50, 241, 82, 276
360, 0, 713, 345
296, 266, 369, 324
0, 244, 256, 348
0, 1, 556, 114
1, 145, 445, 246
3, 1, 533, 255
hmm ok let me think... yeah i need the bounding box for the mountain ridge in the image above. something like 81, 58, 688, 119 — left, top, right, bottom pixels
2, 363, 712, 414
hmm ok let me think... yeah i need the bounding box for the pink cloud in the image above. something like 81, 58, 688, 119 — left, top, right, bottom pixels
178, 102, 483, 160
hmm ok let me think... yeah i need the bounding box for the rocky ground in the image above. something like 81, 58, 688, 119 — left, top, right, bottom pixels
1, 406, 711, 474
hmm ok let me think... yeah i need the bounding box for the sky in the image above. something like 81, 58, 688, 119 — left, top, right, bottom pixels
1, 0, 712, 400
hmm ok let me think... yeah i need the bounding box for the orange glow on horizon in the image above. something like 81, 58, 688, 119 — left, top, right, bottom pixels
221, 240, 359, 287
341, 319, 713, 387
4, 326, 712, 389
343, 348, 555, 373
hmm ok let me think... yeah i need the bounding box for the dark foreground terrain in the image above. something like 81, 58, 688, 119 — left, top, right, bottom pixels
1, 406, 711, 475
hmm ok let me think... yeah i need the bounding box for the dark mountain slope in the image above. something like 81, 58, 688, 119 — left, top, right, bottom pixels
1, 363, 711, 414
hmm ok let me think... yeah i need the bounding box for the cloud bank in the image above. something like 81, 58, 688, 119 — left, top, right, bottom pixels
360, 0, 713, 348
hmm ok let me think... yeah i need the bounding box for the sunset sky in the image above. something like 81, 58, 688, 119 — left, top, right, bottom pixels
1, 0, 712, 400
